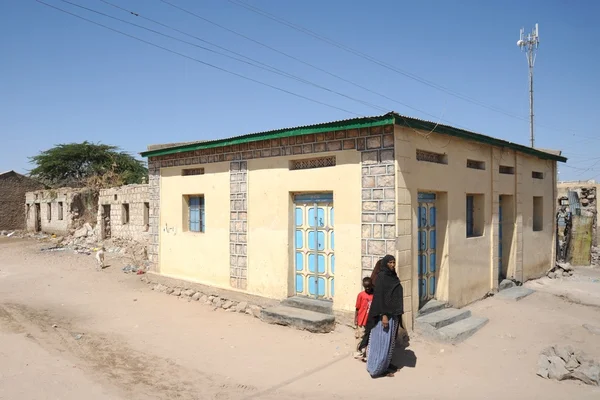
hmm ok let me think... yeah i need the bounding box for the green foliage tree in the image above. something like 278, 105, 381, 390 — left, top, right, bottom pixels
29, 142, 147, 188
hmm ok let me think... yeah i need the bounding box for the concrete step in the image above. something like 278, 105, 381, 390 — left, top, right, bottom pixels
260, 305, 335, 333
418, 300, 447, 316
415, 308, 471, 330
281, 296, 333, 315
437, 316, 489, 344
496, 286, 535, 301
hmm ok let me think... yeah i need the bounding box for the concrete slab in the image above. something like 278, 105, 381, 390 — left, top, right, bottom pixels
437, 316, 489, 344
280, 296, 333, 315
415, 308, 471, 329
417, 300, 447, 316
260, 305, 335, 333
496, 286, 535, 301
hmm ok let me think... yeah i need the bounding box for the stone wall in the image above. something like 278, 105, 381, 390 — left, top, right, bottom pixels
25, 188, 97, 235
0, 172, 44, 231
97, 184, 150, 242
147, 124, 396, 288
360, 139, 396, 277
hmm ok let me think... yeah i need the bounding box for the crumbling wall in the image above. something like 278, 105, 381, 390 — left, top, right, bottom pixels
25, 188, 98, 236
97, 184, 149, 242
556, 185, 598, 266
0, 172, 44, 231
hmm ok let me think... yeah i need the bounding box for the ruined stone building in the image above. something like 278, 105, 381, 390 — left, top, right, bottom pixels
97, 184, 150, 242
0, 171, 44, 231
25, 188, 98, 235
141, 112, 566, 330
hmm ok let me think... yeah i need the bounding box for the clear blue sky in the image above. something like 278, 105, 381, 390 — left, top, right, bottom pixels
1, 0, 598, 181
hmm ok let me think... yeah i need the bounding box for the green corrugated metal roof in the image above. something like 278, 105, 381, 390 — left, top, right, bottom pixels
140, 112, 567, 162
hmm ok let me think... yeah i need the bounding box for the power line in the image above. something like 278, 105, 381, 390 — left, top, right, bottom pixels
34, 0, 365, 117
227, 0, 595, 140
226, 0, 528, 119
156, 0, 466, 128
59, 0, 391, 114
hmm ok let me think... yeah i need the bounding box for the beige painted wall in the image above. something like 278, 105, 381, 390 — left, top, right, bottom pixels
521, 155, 556, 281
395, 126, 557, 312
247, 150, 362, 312
158, 162, 231, 288
157, 150, 363, 312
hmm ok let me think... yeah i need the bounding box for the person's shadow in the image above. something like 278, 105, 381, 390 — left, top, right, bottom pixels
390, 335, 417, 371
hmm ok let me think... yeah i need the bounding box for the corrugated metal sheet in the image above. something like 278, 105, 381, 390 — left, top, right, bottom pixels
141, 112, 568, 162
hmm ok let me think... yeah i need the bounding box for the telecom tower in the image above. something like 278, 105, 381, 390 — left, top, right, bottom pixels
517, 24, 540, 148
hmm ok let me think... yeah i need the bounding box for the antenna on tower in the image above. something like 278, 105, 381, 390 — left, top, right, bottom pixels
517, 23, 540, 148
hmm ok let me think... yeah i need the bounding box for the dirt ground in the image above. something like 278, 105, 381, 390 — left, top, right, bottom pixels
1, 237, 600, 400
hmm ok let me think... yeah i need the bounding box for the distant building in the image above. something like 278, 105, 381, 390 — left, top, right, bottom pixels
25, 188, 98, 235
0, 171, 44, 231
97, 184, 150, 242
141, 112, 566, 330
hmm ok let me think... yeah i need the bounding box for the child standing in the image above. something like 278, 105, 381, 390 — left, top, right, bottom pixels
354, 277, 373, 360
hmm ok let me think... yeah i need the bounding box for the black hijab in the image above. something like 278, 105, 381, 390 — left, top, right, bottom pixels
358, 255, 404, 351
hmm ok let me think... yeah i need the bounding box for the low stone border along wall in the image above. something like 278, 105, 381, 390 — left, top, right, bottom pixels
140, 272, 354, 327
141, 272, 278, 318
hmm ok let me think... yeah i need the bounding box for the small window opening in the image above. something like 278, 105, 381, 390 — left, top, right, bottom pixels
533, 196, 543, 231
122, 204, 130, 224
466, 194, 484, 237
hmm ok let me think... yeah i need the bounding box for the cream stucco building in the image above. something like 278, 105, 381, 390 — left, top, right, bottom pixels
141, 113, 566, 329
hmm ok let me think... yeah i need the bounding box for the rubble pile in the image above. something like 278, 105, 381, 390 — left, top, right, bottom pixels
2, 225, 149, 271
547, 262, 574, 279
143, 277, 263, 318
537, 345, 600, 386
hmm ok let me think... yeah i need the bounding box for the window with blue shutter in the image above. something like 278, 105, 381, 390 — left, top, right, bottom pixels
189, 196, 205, 232
466, 195, 474, 237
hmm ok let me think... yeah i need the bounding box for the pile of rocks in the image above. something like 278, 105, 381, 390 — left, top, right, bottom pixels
547, 262, 574, 279
537, 345, 600, 385
147, 281, 263, 318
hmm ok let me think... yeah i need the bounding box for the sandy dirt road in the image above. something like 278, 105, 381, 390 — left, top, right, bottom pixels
1, 237, 600, 399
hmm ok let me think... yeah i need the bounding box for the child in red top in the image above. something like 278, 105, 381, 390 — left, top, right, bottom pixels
354, 277, 373, 360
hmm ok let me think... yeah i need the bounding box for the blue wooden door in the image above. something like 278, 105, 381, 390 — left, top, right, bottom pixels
418, 192, 437, 306
294, 194, 334, 299
498, 196, 503, 280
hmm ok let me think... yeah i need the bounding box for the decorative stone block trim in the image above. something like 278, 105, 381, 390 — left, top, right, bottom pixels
360, 136, 396, 276
230, 161, 248, 289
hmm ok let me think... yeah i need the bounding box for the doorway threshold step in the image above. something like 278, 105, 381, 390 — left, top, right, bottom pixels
415, 308, 471, 329
496, 286, 535, 301
418, 300, 447, 316
281, 296, 333, 315
260, 305, 335, 333
437, 316, 489, 344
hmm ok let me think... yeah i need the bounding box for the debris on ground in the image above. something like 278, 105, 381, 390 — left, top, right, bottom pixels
41, 246, 67, 252
70, 332, 84, 340
537, 345, 600, 386
499, 279, 516, 291
547, 262, 574, 279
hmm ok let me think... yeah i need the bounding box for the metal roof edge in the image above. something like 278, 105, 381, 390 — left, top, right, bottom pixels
391, 114, 567, 163
140, 114, 395, 158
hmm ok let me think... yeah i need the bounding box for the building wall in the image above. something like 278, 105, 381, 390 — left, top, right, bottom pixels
148, 124, 395, 313
147, 122, 558, 326
0, 172, 44, 231
97, 184, 150, 242
25, 189, 76, 235
246, 151, 362, 312
158, 162, 232, 289
394, 125, 557, 319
